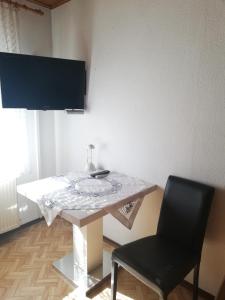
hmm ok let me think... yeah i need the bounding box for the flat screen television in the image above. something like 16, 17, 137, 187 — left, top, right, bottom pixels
0, 52, 86, 110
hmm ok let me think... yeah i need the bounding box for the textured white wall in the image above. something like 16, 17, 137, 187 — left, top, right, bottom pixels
52, 0, 225, 295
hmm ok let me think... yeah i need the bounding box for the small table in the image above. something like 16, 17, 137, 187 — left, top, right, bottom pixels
17, 173, 157, 295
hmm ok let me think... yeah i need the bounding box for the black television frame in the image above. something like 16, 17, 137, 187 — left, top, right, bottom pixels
0, 52, 86, 111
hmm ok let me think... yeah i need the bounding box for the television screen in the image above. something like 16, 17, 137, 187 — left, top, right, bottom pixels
0, 52, 86, 110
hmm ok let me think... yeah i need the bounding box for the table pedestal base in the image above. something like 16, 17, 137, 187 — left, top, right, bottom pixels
53, 250, 111, 295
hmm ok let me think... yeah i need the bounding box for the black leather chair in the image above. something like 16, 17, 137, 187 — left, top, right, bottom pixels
111, 175, 214, 300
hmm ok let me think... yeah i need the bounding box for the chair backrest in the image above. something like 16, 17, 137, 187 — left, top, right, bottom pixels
157, 175, 214, 256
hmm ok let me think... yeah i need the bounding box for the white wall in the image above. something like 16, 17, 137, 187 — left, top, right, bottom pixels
52, 0, 225, 295
16, 0, 55, 223
18, 0, 52, 57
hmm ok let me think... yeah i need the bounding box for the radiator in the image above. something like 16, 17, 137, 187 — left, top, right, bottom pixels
0, 179, 20, 234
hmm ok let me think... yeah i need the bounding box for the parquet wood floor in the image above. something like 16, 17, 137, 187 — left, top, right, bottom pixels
0, 218, 207, 300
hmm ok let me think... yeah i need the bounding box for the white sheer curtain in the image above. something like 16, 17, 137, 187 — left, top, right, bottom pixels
0, 2, 29, 182
0, 1, 20, 53
0, 109, 29, 181
0, 2, 33, 232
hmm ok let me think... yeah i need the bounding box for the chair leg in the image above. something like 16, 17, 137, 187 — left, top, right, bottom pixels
193, 263, 200, 300
111, 260, 118, 300
159, 294, 167, 300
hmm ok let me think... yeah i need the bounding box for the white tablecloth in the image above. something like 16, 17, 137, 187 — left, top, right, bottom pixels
17, 172, 153, 229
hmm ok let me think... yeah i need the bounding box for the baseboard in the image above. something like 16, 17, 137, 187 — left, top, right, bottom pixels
181, 281, 214, 300
103, 235, 121, 248
103, 235, 215, 300
0, 217, 43, 240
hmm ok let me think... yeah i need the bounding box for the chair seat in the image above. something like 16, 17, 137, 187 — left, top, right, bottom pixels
112, 235, 198, 294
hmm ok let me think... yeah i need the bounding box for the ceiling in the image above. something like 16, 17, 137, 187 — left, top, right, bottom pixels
28, 0, 70, 9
